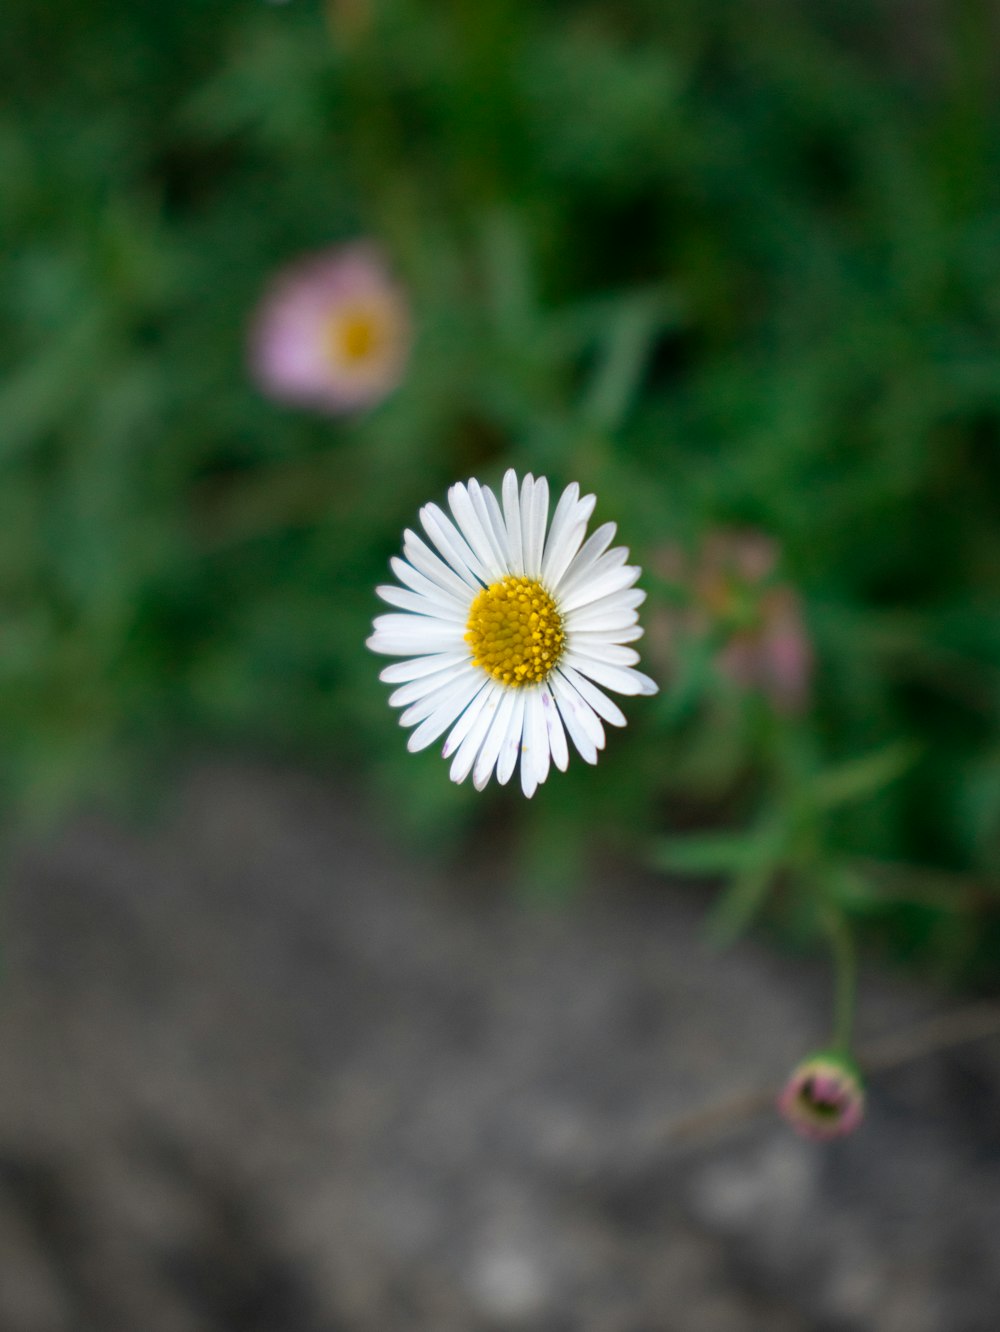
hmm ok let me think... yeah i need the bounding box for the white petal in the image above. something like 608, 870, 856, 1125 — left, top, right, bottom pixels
519, 693, 541, 798
389, 662, 471, 708
450, 682, 504, 783
553, 522, 618, 593
542, 510, 594, 589
376, 584, 467, 621
522, 685, 550, 795
480, 480, 512, 570
545, 486, 597, 574
563, 650, 657, 699
367, 621, 466, 656
404, 528, 479, 597
565, 586, 646, 621
566, 641, 641, 668
442, 679, 491, 759
407, 673, 488, 752
558, 662, 628, 726
550, 673, 602, 763
540, 481, 577, 563
473, 688, 518, 791
380, 651, 470, 684
522, 474, 549, 579
469, 478, 511, 570
519, 473, 534, 549
540, 682, 569, 772
559, 544, 629, 601
400, 666, 480, 725
502, 469, 524, 576
565, 605, 640, 634
371, 612, 463, 638
569, 624, 645, 645
559, 565, 641, 613
420, 503, 490, 586
448, 483, 506, 582
389, 556, 468, 612
496, 689, 526, 786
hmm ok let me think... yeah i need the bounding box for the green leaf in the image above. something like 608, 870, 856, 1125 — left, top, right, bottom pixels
654, 817, 788, 948
579, 287, 681, 434
809, 742, 920, 812
479, 209, 537, 342
704, 817, 790, 947
704, 858, 778, 949
650, 829, 764, 876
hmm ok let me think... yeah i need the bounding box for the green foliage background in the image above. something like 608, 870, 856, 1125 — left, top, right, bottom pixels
3, 0, 1000, 975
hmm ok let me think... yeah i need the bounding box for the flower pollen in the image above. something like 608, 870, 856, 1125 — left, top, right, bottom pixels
466, 575, 564, 687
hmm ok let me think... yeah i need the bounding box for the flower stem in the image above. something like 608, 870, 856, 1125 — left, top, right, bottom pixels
824, 906, 858, 1054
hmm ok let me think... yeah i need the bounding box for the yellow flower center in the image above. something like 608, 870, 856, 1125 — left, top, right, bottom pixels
465, 575, 565, 687
328, 306, 383, 365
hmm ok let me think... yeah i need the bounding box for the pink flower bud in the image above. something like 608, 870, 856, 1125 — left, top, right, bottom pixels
777, 1051, 865, 1141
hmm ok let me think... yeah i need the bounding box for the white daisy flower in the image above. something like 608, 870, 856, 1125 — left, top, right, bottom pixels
367, 470, 659, 797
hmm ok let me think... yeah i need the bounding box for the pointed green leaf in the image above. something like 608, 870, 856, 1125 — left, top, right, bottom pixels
809, 742, 920, 812
650, 830, 763, 876
704, 858, 777, 949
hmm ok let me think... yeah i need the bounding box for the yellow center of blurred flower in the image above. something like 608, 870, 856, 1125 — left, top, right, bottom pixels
465, 576, 564, 687
329, 307, 383, 365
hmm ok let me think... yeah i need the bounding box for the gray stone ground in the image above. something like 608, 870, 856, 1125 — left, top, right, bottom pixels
1, 759, 999, 1332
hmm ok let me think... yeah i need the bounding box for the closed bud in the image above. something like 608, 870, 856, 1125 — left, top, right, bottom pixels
777, 1051, 865, 1141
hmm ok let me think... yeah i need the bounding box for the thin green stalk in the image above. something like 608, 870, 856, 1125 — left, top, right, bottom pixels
824, 906, 858, 1055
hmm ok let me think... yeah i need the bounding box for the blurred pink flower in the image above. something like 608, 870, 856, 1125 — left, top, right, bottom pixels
652, 529, 813, 712
777, 1052, 865, 1141
249, 243, 411, 414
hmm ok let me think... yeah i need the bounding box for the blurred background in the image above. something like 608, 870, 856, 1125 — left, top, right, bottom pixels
3, 0, 1000, 1326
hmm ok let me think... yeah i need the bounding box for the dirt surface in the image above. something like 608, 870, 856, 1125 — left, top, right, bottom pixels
1, 760, 999, 1331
